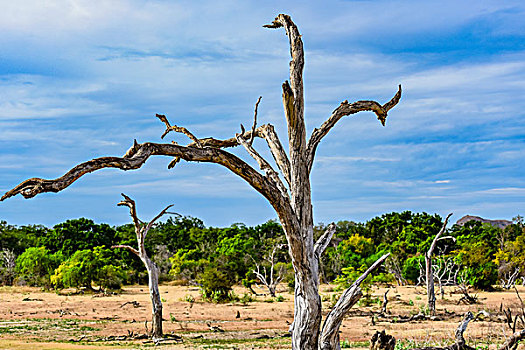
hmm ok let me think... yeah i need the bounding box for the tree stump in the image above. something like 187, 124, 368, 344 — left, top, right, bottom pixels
370, 330, 396, 350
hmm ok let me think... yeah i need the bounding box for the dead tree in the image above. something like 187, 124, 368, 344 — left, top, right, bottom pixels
252, 243, 287, 297
411, 311, 475, 350
386, 256, 406, 286
112, 194, 173, 339
1, 14, 401, 350
434, 254, 460, 299
456, 270, 478, 305
372, 312, 475, 350
501, 267, 521, 290
426, 213, 453, 315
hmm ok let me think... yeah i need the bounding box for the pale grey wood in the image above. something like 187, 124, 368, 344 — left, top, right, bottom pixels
426, 213, 453, 316
319, 253, 390, 350
112, 194, 173, 339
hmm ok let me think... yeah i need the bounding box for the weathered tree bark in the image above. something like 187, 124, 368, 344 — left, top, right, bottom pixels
112, 194, 173, 339
2, 14, 401, 350
319, 253, 390, 350
426, 213, 453, 316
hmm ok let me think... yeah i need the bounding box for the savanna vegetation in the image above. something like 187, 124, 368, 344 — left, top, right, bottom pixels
1, 12, 523, 350
2, 212, 523, 296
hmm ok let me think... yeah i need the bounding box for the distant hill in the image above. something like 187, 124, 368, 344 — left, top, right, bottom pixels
456, 215, 512, 229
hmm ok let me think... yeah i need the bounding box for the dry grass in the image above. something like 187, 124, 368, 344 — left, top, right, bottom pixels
0, 284, 523, 349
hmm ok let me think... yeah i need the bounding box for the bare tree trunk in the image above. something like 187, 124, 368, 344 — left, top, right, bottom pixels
426, 213, 453, 316
425, 254, 436, 315
3, 13, 401, 350
112, 194, 173, 339
146, 262, 163, 338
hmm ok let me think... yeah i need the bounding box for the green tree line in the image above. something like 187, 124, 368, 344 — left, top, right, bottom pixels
0, 212, 523, 297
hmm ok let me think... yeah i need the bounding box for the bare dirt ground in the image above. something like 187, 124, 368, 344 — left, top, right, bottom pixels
0, 284, 524, 349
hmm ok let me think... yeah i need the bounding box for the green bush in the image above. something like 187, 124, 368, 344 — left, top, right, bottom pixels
199, 266, 235, 303
402, 255, 424, 283
16, 247, 63, 288
51, 246, 124, 291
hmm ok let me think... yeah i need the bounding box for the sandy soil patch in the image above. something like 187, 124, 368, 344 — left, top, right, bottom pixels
0, 284, 523, 349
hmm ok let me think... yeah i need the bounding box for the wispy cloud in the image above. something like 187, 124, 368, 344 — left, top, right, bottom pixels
0, 1, 523, 227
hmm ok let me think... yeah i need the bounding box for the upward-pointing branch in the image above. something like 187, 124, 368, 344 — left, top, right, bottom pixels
428, 213, 453, 258
307, 85, 402, 173
319, 253, 390, 350
117, 193, 142, 235
314, 223, 336, 260
265, 14, 307, 191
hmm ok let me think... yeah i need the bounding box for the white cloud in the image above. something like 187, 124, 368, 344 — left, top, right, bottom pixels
0, 1, 524, 226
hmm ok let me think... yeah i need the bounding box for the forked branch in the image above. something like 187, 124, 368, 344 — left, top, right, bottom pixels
236, 128, 289, 198
158, 110, 292, 187
156, 114, 202, 148
1, 142, 289, 214
117, 193, 142, 234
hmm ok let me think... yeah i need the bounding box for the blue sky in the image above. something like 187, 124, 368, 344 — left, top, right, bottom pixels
1, 0, 524, 227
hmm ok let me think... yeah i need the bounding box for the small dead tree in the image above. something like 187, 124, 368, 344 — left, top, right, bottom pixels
434, 254, 460, 299
2, 14, 400, 350
501, 267, 521, 290
252, 243, 287, 297
426, 213, 453, 315
413, 311, 475, 350
112, 193, 173, 339
456, 270, 478, 305
386, 256, 406, 286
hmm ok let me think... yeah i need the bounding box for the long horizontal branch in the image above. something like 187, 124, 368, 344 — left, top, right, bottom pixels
306, 85, 402, 173
1, 142, 291, 219
2, 140, 303, 258
111, 244, 140, 257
